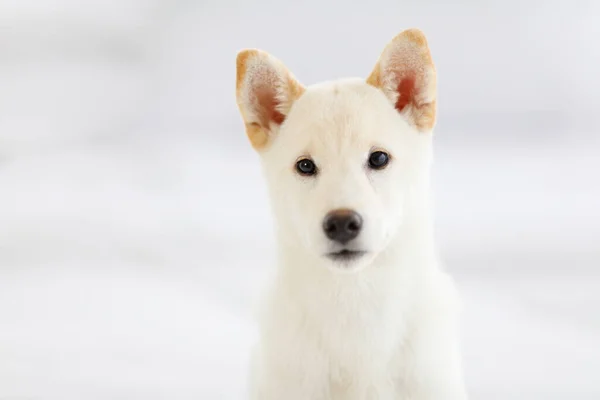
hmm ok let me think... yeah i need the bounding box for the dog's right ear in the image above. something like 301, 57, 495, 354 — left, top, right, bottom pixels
235, 50, 305, 151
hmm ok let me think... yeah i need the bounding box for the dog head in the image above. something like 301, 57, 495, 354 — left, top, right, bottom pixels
235, 29, 436, 271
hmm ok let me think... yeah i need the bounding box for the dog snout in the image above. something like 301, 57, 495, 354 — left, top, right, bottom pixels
322, 209, 363, 244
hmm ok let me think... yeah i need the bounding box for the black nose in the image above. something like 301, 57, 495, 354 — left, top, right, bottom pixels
322, 209, 363, 244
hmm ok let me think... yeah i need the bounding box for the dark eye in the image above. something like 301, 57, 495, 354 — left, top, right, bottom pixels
296, 158, 317, 176
368, 151, 390, 169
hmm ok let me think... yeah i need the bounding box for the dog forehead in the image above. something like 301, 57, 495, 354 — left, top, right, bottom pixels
295, 79, 386, 118
284, 79, 394, 143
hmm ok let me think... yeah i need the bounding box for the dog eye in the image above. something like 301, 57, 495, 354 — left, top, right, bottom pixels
296, 158, 317, 176
368, 151, 390, 169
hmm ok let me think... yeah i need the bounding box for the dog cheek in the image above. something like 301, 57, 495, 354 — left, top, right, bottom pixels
266, 174, 304, 241
283, 189, 318, 249
377, 189, 404, 246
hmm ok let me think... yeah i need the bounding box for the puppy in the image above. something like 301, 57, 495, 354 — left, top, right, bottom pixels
235, 29, 467, 400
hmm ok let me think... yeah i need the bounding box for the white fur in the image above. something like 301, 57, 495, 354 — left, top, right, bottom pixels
238, 33, 467, 400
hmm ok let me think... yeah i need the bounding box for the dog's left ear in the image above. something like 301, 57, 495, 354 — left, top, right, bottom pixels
367, 29, 437, 132
236, 49, 305, 150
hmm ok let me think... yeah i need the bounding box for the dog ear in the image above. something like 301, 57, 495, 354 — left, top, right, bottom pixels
367, 29, 437, 132
236, 49, 305, 150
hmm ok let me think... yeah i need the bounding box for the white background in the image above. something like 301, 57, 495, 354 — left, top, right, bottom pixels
0, 1, 599, 399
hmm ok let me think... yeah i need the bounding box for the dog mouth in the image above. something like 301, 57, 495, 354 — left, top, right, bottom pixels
325, 249, 367, 263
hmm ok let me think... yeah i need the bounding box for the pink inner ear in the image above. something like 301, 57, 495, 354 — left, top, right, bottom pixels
395, 76, 416, 113
255, 85, 285, 127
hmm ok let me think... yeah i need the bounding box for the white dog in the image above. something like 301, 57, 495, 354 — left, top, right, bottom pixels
235, 29, 467, 400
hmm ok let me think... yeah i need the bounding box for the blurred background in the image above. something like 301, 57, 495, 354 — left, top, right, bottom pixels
0, 0, 599, 399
